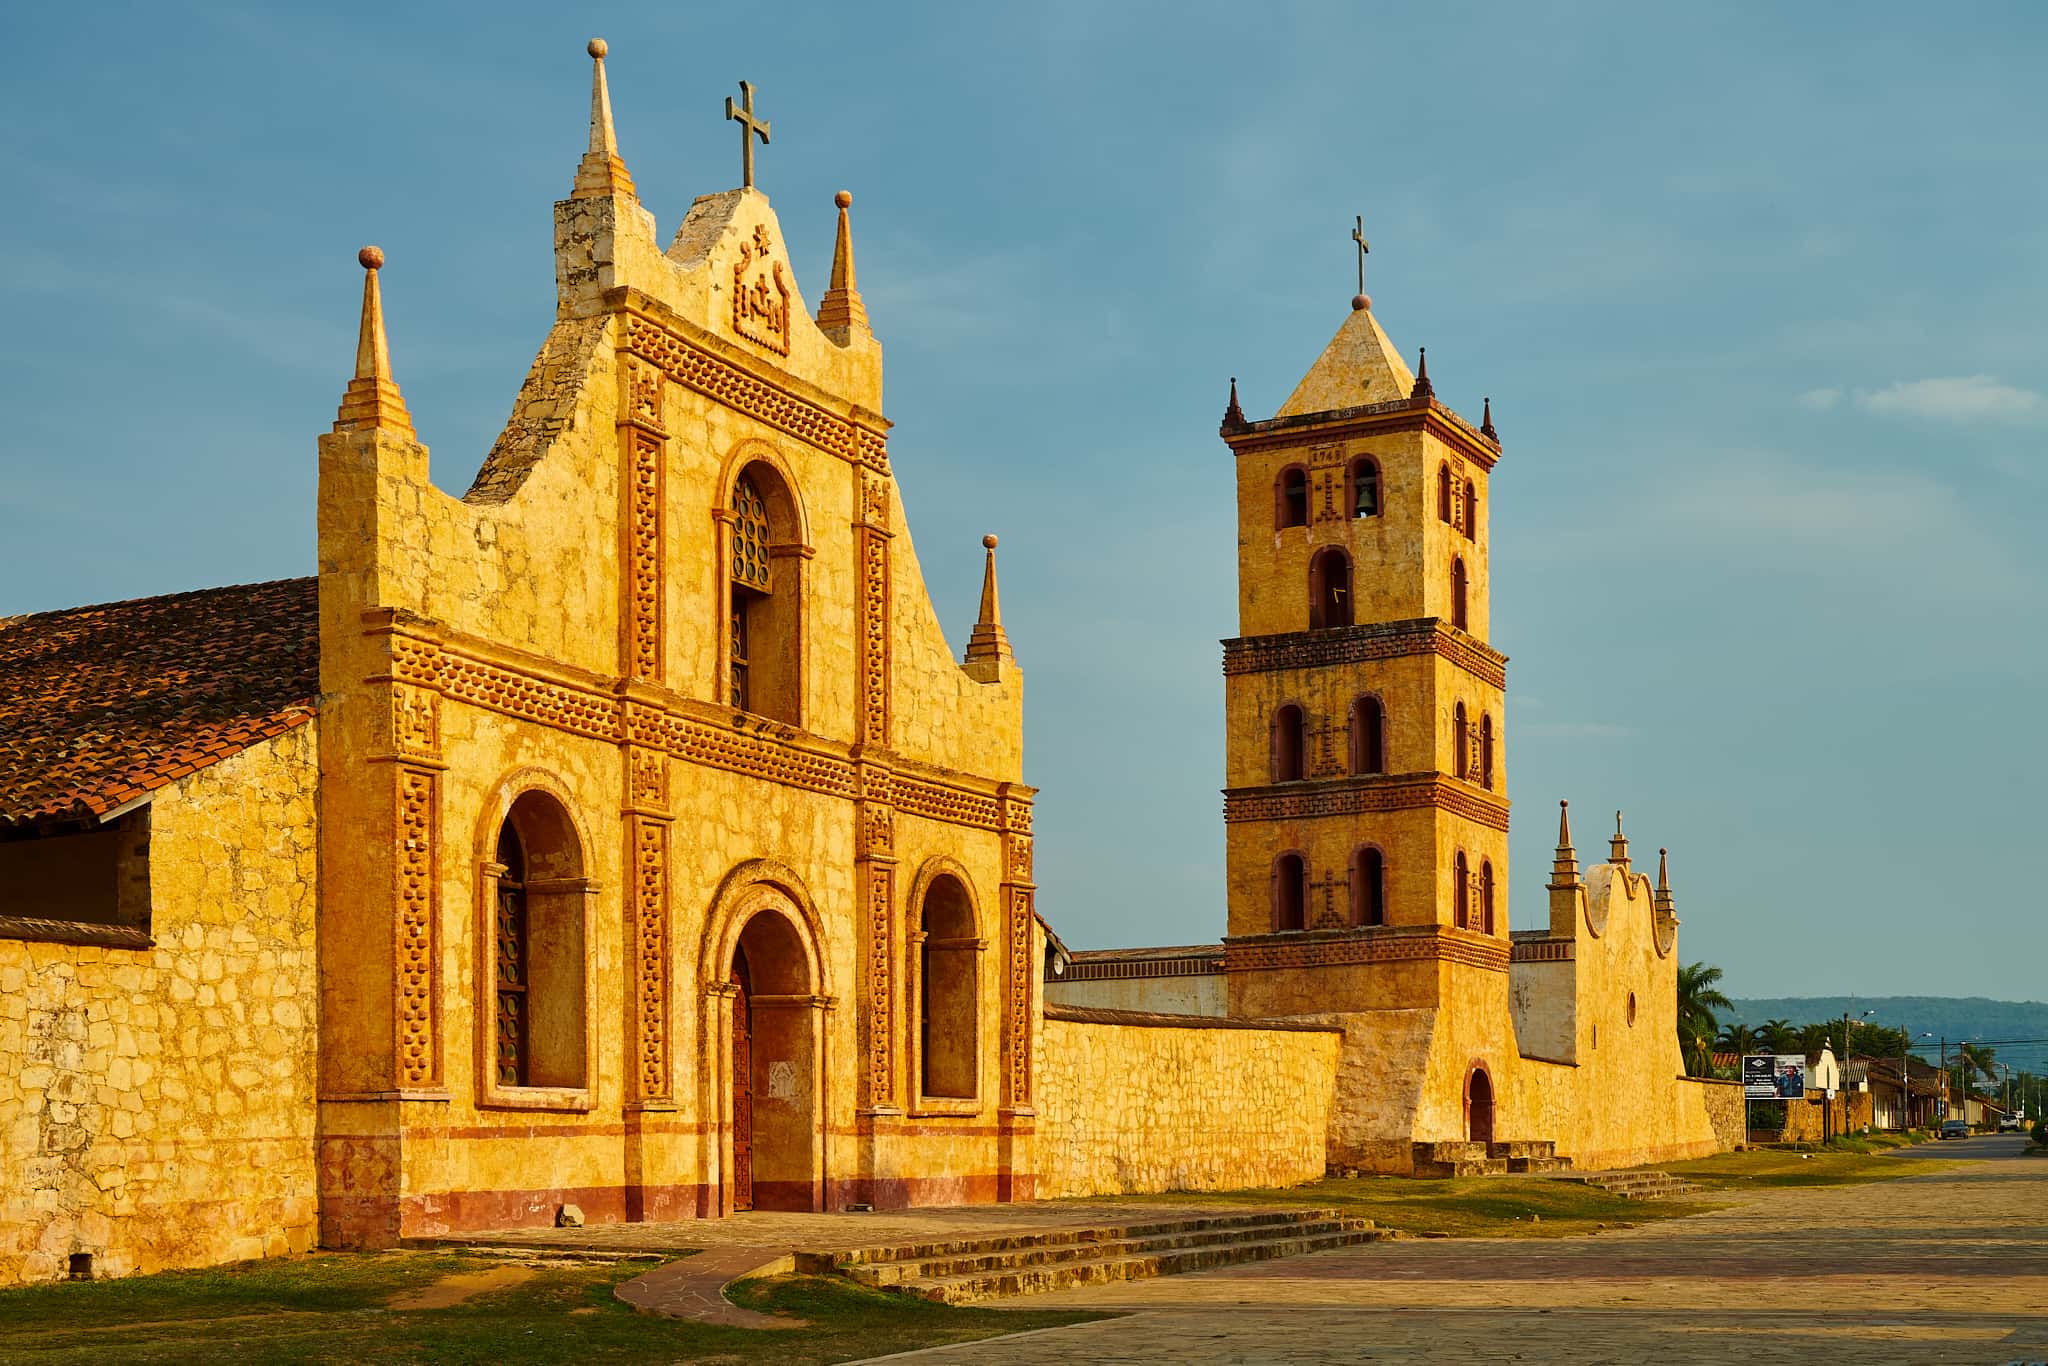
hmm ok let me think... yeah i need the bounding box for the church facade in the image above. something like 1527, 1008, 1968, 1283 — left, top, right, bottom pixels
0, 42, 1728, 1285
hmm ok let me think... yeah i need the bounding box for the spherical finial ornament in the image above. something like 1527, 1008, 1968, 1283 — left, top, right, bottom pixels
834, 190, 853, 209
587, 37, 607, 58
982, 534, 999, 550
358, 245, 384, 271
1351, 293, 1371, 312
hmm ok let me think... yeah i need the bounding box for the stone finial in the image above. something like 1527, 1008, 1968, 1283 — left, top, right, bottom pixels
1410, 345, 1435, 400
815, 190, 870, 336
333, 246, 415, 438
1609, 809, 1631, 869
1351, 293, 1371, 312
964, 533, 1016, 681
1654, 847, 1678, 922
1221, 376, 1247, 434
570, 37, 637, 201
1481, 395, 1498, 443
1547, 799, 1582, 890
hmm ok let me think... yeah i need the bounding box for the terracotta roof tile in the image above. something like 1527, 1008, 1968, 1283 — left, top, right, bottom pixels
0, 578, 317, 828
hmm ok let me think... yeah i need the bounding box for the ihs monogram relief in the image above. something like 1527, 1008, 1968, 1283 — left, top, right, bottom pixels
732, 223, 792, 356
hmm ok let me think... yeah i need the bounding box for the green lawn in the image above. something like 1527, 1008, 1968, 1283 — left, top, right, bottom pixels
0, 1252, 1101, 1365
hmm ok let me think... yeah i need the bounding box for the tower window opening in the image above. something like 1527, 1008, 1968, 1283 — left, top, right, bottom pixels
1481, 859, 1496, 935
1453, 702, 1468, 781
1274, 852, 1307, 932
1309, 548, 1352, 629
1437, 463, 1453, 524
1352, 459, 1380, 518
1454, 851, 1470, 930
1451, 556, 1468, 631
1351, 695, 1385, 775
1278, 467, 1309, 529
1272, 704, 1307, 783
1463, 479, 1479, 537
1352, 847, 1386, 927
1480, 713, 1494, 789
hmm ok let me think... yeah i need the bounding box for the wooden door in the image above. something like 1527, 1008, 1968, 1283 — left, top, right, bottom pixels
731, 949, 753, 1212
1468, 1069, 1494, 1146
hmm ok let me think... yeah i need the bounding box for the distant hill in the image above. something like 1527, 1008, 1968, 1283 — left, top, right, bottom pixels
1725, 997, 2048, 1052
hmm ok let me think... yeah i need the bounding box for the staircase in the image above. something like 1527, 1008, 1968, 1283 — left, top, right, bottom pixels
1550, 1170, 1700, 1200
1411, 1138, 1572, 1177
803, 1208, 1388, 1304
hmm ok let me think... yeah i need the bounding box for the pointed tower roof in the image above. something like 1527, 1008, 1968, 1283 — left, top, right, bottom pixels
333, 247, 414, 438
1221, 376, 1246, 433
964, 534, 1016, 681
815, 190, 869, 336
1548, 800, 1582, 890
570, 38, 636, 201
1410, 346, 1434, 400
1274, 297, 1418, 418
1480, 395, 1498, 443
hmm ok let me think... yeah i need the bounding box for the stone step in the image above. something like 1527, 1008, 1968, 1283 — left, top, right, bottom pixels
815, 1208, 1342, 1271
886, 1222, 1389, 1304
1488, 1140, 1558, 1161
1507, 1155, 1571, 1174
843, 1215, 1364, 1287
1551, 1171, 1700, 1200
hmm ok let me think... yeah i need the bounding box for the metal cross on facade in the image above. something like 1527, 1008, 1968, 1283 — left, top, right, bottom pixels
1352, 215, 1370, 295
725, 80, 771, 190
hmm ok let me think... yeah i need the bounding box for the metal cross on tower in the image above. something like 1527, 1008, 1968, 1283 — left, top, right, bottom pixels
1352, 215, 1370, 295
725, 80, 771, 190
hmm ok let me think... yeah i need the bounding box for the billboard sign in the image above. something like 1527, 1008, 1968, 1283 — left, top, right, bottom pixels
1743, 1054, 1806, 1100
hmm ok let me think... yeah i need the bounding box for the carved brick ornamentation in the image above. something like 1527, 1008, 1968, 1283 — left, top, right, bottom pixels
862, 802, 894, 859
389, 635, 445, 686
624, 355, 665, 430
395, 766, 439, 1088
622, 314, 886, 471
731, 229, 792, 356
1004, 884, 1035, 1107
860, 859, 895, 1108
627, 745, 667, 812
1224, 775, 1510, 832
895, 776, 1001, 829
436, 653, 620, 741
1309, 443, 1347, 524
857, 527, 891, 747
392, 685, 440, 759
1221, 619, 1508, 689
1227, 927, 1509, 974
630, 816, 670, 1102
1510, 937, 1573, 963
624, 429, 663, 683
857, 466, 892, 532
1007, 834, 1034, 883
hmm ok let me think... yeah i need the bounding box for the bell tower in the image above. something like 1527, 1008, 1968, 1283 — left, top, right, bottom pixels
1218, 285, 1509, 1021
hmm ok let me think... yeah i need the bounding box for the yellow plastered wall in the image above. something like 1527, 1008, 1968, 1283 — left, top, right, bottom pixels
1035, 1017, 1340, 1197
0, 726, 319, 1283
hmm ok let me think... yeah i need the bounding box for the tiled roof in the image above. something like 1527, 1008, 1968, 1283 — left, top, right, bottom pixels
0, 578, 318, 828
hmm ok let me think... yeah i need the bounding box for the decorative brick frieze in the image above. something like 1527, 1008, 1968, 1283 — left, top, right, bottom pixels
1226, 926, 1509, 974
394, 764, 441, 1089
1509, 936, 1573, 963
1223, 774, 1510, 832
1221, 618, 1507, 689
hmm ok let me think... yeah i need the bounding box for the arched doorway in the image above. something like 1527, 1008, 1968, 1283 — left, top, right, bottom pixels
727, 907, 820, 1212
1467, 1067, 1495, 1146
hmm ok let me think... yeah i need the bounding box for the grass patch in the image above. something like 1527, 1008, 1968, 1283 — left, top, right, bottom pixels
1656, 1145, 1949, 1190
0, 1252, 1102, 1365
1059, 1176, 1707, 1239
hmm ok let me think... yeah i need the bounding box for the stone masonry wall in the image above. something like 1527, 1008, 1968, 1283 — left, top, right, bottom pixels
0, 725, 319, 1283
1035, 1008, 1341, 1198
1688, 1077, 1745, 1152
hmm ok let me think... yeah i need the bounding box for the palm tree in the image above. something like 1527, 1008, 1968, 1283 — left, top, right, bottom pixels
1954, 1042, 1997, 1094
1797, 1022, 1834, 1057
1762, 1018, 1797, 1053
1716, 1022, 1760, 1055
1676, 962, 1732, 1076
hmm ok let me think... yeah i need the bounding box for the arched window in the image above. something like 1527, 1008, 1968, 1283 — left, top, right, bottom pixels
1277, 467, 1309, 529
918, 874, 980, 1100
1272, 703, 1306, 782
1463, 479, 1479, 537
728, 465, 803, 724
1479, 713, 1494, 789
487, 790, 590, 1093
1480, 860, 1496, 935
1351, 846, 1386, 927
1350, 695, 1385, 775
1437, 463, 1453, 524
1351, 459, 1380, 519
1454, 851, 1471, 929
1273, 852, 1307, 932
1451, 556, 1468, 631
1453, 701, 1468, 780
1308, 547, 1352, 629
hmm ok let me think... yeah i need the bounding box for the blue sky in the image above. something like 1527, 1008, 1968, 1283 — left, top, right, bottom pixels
4, 3, 2044, 1001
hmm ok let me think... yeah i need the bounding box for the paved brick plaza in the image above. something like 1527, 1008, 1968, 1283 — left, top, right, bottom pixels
858, 1143, 2048, 1364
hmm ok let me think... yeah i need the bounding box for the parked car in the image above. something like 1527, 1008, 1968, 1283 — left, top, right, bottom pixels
1999, 1115, 2025, 1133
1939, 1119, 1971, 1140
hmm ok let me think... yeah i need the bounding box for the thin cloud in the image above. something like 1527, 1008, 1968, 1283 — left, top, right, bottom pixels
1797, 387, 1841, 411
1520, 721, 1634, 740
1857, 375, 2044, 423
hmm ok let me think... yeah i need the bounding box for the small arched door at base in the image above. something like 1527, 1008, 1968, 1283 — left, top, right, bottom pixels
1467, 1068, 1495, 1146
